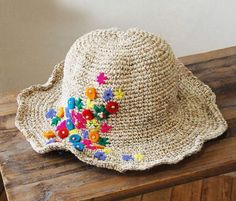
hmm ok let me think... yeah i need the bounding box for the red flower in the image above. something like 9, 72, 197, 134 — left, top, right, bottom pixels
82, 109, 94, 120
106, 101, 119, 114
58, 128, 69, 139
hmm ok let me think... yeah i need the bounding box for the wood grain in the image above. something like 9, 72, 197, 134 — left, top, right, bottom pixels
0, 46, 236, 201
121, 173, 236, 201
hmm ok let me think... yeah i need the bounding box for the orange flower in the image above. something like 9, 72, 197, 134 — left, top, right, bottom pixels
89, 130, 100, 143
43, 130, 55, 139
85, 87, 96, 100
57, 107, 64, 118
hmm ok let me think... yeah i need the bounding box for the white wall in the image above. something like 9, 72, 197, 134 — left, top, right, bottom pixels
1, 0, 236, 94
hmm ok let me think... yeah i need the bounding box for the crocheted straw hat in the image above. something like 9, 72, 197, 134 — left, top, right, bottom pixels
15, 28, 227, 172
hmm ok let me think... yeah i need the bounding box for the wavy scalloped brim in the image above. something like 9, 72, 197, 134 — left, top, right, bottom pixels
15, 60, 228, 172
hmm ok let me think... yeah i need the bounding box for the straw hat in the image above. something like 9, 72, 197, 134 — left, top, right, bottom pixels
15, 28, 227, 172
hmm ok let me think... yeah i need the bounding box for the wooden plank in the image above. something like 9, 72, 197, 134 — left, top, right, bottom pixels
142, 188, 172, 201
179, 46, 236, 66
0, 46, 236, 201
201, 176, 233, 201
170, 180, 202, 201
121, 195, 142, 201
124, 173, 236, 201
231, 177, 236, 201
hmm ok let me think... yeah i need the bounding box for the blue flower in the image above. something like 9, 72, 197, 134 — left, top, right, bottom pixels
69, 134, 81, 143
65, 107, 71, 119
82, 130, 89, 139
45, 109, 56, 119
68, 97, 75, 109
94, 151, 106, 161
122, 154, 134, 161
73, 142, 84, 151
103, 88, 114, 102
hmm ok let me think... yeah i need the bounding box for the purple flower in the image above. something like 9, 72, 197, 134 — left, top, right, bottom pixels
103, 88, 113, 102
45, 109, 56, 119
65, 107, 71, 119
46, 138, 56, 144
122, 154, 134, 161
94, 151, 106, 161
82, 130, 89, 139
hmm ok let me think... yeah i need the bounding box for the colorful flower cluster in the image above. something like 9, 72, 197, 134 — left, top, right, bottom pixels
43, 72, 124, 160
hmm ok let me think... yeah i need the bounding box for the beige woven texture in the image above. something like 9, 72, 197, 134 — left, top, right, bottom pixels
15, 28, 228, 172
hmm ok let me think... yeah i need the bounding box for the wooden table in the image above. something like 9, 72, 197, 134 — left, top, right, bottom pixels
0, 47, 236, 201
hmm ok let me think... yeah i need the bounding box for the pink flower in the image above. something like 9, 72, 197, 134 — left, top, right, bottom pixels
97, 72, 108, 85
56, 120, 66, 131
101, 123, 112, 133
82, 139, 91, 145
71, 110, 86, 129
82, 139, 96, 150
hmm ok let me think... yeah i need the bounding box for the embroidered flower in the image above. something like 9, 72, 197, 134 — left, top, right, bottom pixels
98, 137, 109, 146
134, 153, 144, 161
114, 89, 124, 100
82, 130, 89, 139
51, 116, 61, 126
66, 119, 75, 130
71, 111, 86, 129
86, 119, 100, 130
45, 109, 56, 119
57, 107, 64, 118
86, 99, 94, 109
97, 72, 108, 85
103, 148, 111, 154
85, 87, 96, 100
58, 128, 69, 139
75, 121, 86, 129
82, 139, 96, 150
69, 134, 81, 143
89, 130, 100, 143
94, 151, 106, 161
65, 107, 71, 119
103, 88, 113, 102
94, 105, 109, 121
100, 123, 112, 133
122, 154, 134, 161
56, 120, 66, 131
75, 98, 84, 110
69, 129, 79, 135
82, 109, 94, 120
46, 138, 56, 144
43, 130, 55, 139
73, 142, 84, 151
106, 101, 119, 114
67, 97, 75, 109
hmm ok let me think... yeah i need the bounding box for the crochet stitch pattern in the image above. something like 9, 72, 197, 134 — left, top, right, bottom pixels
15, 28, 227, 172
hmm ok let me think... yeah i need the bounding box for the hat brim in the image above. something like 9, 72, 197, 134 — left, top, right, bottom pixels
15, 61, 228, 172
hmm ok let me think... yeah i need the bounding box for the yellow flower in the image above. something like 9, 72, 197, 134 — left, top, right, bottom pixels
114, 89, 124, 100
86, 119, 100, 130
69, 129, 79, 135
134, 153, 144, 161
57, 107, 64, 118
86, 99, 94, 109
103, 148, 111, 154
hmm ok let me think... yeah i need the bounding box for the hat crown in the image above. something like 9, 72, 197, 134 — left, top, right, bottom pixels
62, 28, 178, 142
